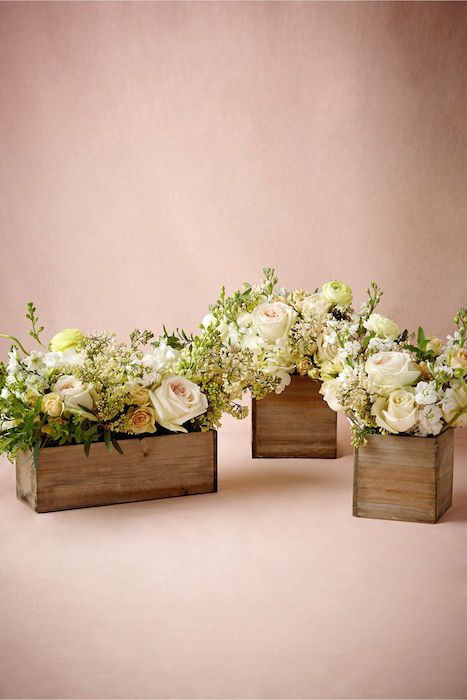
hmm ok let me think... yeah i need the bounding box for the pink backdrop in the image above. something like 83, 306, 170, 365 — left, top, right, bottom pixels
1, 1, 466, 354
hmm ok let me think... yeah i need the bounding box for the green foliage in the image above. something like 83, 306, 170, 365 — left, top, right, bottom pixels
129, 329, 154, 351
26, 302, 45, 346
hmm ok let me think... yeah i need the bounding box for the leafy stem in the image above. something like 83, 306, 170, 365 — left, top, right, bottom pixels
26, 302, 45, 346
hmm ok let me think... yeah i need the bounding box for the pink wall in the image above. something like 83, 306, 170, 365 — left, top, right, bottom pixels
1, 2, 466, 354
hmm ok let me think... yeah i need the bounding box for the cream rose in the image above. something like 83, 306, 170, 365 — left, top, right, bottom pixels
49, 328, 84, 353
301, 293, 331, 318
365, 351, 420, 395
320, 379, 344, 412
125, 406, 157, 434
251, 302, 297, 344
372, 388, 417, 434
426, 337, 444, 356
363, 313, 400, 340
321, 281, 352, 307
42, 393, 64, 418
128, 386, 151, 406
53, 375, 95, 412
442, 381, 467, 427
149, 376, 208, 432
449, 349, 467, 373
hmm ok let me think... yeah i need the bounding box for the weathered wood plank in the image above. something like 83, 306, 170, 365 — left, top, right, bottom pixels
353, 429, 454, 523
252, 375, 337, 459
16, 430, 217, 513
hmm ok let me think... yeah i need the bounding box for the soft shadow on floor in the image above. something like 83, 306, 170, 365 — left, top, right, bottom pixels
439, 491, 467, 523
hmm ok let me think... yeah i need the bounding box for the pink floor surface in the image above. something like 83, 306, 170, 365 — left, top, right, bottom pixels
1, 416, 466, 699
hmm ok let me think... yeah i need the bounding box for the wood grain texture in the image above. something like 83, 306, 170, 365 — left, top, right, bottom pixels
252, 375, 337, 459
353, 429, 454, 523
16, 430, 217, 513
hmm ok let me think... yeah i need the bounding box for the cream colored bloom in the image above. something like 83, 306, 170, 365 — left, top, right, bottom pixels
125, 406, 157, 434
372, 388, 417, 434
49, 329, 84, 353
320, 379, 344, 412
442, 381, 467, 426
449, 348, 467, 373
426, 337, 444, 356
53, 375, 94, 412
321, 281, 352, 307
363, 313, 400, 340
365, 351, 420, 395
149, 376, 208, 433
128, 386, 151, 406
301, 293, 331, 318
42, 393, 64, 418
296, 358, 312, 375
252, 302, 297, 344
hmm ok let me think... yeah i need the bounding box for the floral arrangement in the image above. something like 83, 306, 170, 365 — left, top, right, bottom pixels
0, 305, 215, 464
320, 308, 467, 446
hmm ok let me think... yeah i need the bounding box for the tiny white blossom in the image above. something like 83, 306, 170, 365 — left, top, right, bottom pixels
414, 381, 438, 406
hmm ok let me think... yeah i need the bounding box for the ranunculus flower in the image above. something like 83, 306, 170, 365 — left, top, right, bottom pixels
53, 375, 95, 414
252, 302, 297, 344
49, 329, 84, 353
301, 293, 331, 318
321, 281, 352, 307
149, 376, 208, 432
42, 393, 64, 418
363, 313, 400, 340
442, 381, 467, 426
320, 379, 344, 412
372, 388, 417, 434
365, 351, 420, 395
125, 406, 157, 434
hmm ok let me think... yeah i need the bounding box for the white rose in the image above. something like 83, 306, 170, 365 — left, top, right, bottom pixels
53, 375, 95, 413
442, 381, 467, 427
320, 379, 344, 412
301, 293, 331, 318
149, 376, 208, 432
321, 281, 352, 307
365, 351, 420, 395
372, 388, 417, 434
363, 313, 400, 340
251, 302, 297, 344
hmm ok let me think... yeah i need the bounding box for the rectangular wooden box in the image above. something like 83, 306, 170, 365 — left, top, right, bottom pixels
16, 430, 217, 513
252, 374, 337, 459
353, 429, 454, 523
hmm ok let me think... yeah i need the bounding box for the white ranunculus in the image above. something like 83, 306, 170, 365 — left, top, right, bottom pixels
372, 388, 417, 434
301, 293, 331, 318
442, 381, 467, 427
320, 379, 344, 412
321, 281, 352, 307
149, 376, 208, 432
251, 302, 297, 344
53, 375, 95, 412
363, 313, 400, 340
365, 351, 420, 395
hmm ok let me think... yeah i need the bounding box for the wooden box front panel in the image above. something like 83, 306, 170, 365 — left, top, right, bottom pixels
16, 430, 217, 513
353, 429, 454, 523
252, 375, 337, 459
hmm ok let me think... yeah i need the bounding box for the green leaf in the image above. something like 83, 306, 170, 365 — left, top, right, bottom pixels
33, 441, 40, 469
417, 326, 427, 350
103, 430, 113, 452
111, 437, 124, 455
84, 440, 91, 458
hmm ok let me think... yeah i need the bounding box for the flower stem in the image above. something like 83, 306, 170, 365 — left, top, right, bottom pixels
0, 334, 29, 355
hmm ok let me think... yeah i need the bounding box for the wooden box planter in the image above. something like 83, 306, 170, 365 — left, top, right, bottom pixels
16, 430, 217, 513
353, 429, 454, 523
252, 374, 337, 459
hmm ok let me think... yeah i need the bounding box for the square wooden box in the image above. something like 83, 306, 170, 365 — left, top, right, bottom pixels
251, 374, 337, 459
353, 429, 454, 523
16, 430, 217, 513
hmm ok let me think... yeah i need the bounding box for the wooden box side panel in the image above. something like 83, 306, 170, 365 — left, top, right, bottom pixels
252, 375, 337, 459
353, 433, 451, 523
435, 429, 454, 520
16, 451, 38, 511
18, 430, 217, 513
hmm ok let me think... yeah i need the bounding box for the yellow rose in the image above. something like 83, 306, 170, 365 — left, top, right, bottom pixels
125, 406, 157, 434
296, 358, 312, 375
321, 281, 352, 307
128, 386, 151, 406
42, 393, 64, 418
49, 328, 84, 352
